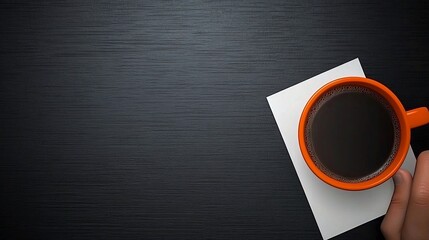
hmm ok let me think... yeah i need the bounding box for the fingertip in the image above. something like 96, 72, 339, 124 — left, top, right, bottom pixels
389, 170, 412, 209
393, 171, 403, 184
393, 169, 412, 186
418, 150, 429, 161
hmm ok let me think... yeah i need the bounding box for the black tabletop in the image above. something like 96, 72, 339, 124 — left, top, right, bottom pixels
1, 1, 428, 239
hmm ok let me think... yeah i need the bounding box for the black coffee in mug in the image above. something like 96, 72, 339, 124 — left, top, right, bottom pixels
304, 85, 401, 182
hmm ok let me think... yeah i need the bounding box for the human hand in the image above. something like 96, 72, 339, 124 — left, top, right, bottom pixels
381, 150, 429, 240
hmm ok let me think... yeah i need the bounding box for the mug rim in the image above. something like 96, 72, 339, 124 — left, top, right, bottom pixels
298, 76, 410, 191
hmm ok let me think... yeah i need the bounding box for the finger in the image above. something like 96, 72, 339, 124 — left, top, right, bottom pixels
381, 169, 412, 240
402, 150, 429, 240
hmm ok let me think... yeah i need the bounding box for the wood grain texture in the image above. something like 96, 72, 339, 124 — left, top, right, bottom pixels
0, 1, 428, 239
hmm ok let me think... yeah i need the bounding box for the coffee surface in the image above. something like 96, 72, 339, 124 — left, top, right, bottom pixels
305, 85, 400, 182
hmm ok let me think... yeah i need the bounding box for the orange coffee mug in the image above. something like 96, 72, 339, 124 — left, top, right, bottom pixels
298, 77, 429, 190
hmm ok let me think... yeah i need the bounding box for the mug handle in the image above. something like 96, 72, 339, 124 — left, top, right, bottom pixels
407, 107, 429, 128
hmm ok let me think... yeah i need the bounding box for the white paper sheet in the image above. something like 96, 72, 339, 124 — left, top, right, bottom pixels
266, 58, 416, 239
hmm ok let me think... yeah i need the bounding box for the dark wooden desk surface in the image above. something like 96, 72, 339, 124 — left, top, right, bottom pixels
1, 1, 428, 239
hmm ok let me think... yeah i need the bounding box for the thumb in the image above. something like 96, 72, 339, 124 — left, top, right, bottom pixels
381, 169, 412, 240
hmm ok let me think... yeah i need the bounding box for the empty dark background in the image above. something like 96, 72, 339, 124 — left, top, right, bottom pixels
1, 1, 428, 239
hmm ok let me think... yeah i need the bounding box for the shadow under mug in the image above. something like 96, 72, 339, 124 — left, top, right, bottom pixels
298, 77, 429, 191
